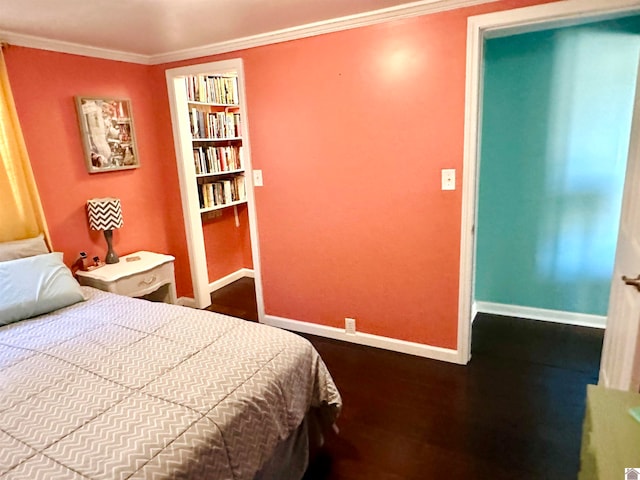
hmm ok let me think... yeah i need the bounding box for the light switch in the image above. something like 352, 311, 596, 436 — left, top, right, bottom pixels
253, 170, 263, 187
441, 169, 455, 191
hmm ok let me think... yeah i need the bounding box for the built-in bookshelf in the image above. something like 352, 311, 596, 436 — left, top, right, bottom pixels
185, 74, 247, 213
167, 59, 260, 310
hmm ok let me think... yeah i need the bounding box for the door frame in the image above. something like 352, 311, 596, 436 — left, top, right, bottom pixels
457, 0, 640, 364
165, 59, 265, 319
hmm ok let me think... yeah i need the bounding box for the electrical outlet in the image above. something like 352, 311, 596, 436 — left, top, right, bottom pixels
441, 168, 456, 190
253, 169, 263, 187
345, 317, 356, 335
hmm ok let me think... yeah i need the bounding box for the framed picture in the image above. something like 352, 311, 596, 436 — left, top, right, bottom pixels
75, 96, 140, 173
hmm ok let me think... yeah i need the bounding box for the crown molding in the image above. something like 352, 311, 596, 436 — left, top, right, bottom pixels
0, 30, 150, 64
0, 0, 497, 65
149, 0, 498, 64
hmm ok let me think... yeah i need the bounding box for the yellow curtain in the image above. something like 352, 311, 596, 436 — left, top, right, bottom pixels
0, 48, 51, 246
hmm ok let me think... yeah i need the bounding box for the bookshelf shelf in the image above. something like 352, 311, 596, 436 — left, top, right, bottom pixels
188, 100, 238, 108
192, 137, 242, 143
200, 199, 248, 213
196, 169, 244, 179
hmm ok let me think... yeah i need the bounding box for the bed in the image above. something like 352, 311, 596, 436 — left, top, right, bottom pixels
0, 239, 341, 479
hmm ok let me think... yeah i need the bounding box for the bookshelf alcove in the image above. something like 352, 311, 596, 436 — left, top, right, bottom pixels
187, 75, 246, 213
166, 59, 263, 313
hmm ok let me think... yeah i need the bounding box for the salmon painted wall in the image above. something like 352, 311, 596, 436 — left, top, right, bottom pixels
2, 47, 195, 294
202, 205, 253, 282
155, 0, 555, 348
246, 18, 467, 349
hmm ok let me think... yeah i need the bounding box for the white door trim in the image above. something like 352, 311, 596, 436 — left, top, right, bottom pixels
165, 59, 265, 320
457, 0, 640, 364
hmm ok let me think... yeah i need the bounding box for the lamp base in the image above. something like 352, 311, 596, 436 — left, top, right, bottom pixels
103, 229, 119, 264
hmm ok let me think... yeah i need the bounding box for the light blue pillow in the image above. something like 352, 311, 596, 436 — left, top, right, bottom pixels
0, 252, 85, 326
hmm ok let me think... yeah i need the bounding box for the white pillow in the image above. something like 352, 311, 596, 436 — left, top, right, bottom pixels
0, 234, 49, 262
0, 252, 85, 326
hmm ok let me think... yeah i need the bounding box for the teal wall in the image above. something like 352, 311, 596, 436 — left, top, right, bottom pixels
476, 16, 640, 316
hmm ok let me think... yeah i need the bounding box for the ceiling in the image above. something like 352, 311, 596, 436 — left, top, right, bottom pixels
0, 0, 474, 64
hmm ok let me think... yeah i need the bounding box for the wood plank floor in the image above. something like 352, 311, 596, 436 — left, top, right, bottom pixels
207, 278, 604, 479
205, 276, 258, 321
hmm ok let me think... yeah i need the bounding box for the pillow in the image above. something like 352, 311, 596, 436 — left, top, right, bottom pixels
0, 252, 85, 326
0, 234, 49, 262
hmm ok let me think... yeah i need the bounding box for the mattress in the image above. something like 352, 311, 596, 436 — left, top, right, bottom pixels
0, 288, 341, 479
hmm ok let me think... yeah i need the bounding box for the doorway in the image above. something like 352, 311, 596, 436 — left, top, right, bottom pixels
165, 59, 264, 317
457, 0, 640, 368
474, 17, 640, 328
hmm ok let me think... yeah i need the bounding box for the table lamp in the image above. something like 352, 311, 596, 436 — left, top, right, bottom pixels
87, 197, 124, 264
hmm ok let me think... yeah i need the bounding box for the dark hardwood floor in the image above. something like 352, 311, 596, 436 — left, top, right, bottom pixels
207, 278, 604, 479
205, 276, 258, 321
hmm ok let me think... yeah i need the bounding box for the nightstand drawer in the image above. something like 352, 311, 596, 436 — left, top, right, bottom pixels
76, 251, 177, 304
113, 262, 174, 298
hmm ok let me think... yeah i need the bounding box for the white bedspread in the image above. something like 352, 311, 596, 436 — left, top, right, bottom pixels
0, 288, 341, 479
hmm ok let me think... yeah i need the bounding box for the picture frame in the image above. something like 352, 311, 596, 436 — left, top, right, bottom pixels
75, 96, 140, 173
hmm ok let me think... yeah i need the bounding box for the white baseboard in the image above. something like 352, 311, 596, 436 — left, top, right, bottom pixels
263, 315, 463, 364
471, 302, 478, 324
475, 301, 607, 329
208, 268, 254, 292
177, 297, 196, 308
177, 268, 254, 308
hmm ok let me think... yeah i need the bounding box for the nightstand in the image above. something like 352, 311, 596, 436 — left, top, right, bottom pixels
75, 251, 177, 304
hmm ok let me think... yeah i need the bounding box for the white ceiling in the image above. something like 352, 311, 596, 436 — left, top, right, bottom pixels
0, 0, 478, 63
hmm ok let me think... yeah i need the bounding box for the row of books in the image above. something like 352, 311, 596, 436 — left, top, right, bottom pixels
190, 109, 241, 139
193, 146, 241, 174
185, 75, 239, 105
200, 177, 246, 209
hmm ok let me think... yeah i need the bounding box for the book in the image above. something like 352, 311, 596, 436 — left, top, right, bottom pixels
223, 180, 232, 204
209, 183, 215, 207
193, 149, 201, 174
235, 176, 246, 200
189, 108, 197, 137
215, 182, 224, 205
231, 77, 239, 105
198, 76, 207, 103
233, 113, 242, 137
226, 112, 235, 138
200, 184, 208, 208
185, 74, 240, 105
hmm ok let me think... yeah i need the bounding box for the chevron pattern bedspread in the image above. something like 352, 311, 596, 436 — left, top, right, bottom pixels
0, 288, 341, 479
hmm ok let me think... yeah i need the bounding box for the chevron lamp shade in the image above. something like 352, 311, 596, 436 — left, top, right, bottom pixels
87, 198, 123, 231
87, 198, 123, 264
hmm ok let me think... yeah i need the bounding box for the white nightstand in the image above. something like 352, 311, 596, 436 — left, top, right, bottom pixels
75, 251, 177, 304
